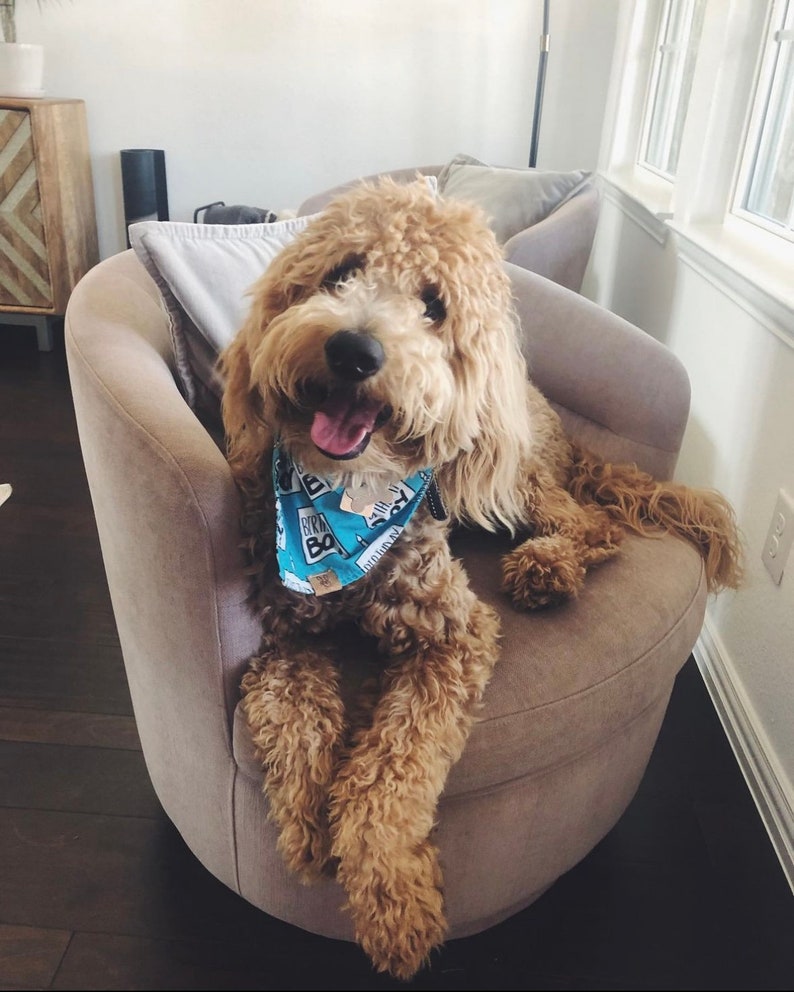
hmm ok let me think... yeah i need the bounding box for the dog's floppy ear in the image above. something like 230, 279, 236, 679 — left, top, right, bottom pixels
219, 219, 333, 480
219, 322, 270, 482
424, 205, 536, 534
438, 294, 534, 534
219, 222, 331, 479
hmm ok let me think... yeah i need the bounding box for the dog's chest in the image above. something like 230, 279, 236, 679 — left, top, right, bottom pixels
271, 504, 443, 625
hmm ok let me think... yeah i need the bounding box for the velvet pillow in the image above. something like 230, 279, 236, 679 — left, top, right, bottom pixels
129, 215, 317, 412
437, 153, 591, 245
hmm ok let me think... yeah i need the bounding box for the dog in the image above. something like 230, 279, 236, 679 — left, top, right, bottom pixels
219, 178, 742, 979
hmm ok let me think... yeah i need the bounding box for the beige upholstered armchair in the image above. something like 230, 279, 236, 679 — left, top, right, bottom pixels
65, 238, 705, 951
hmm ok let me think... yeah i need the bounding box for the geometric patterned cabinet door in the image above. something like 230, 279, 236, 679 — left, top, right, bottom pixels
0, 109, 53, 307
0, 97, 98, 347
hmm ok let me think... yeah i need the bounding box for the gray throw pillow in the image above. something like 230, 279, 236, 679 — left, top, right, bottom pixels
438, 153, 591, 244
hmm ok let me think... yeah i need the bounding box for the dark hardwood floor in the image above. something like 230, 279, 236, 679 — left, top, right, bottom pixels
1, 323, 792, 991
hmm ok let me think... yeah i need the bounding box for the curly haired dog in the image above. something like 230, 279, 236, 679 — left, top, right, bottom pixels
219, 178, 742, 979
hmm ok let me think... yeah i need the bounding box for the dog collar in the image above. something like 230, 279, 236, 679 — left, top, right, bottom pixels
273, 447, 433, 596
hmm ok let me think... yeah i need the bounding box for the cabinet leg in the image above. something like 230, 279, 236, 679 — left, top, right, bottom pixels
35, 317, 55, 352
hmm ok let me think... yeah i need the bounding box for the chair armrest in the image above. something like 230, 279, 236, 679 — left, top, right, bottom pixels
503, 184, 600, 293
65, 252, 262, 874
506, 262, 690, 479
65, 252, 261, 718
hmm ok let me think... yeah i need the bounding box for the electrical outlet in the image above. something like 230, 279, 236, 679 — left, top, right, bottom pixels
762, 488, 794, 585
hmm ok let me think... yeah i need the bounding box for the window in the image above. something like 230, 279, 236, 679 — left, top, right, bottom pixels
599, 0, 794, 333
735, 0, 794, 240
639, 0, 706, 181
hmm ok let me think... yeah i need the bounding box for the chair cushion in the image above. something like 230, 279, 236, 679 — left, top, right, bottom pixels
233, 529, 706, 798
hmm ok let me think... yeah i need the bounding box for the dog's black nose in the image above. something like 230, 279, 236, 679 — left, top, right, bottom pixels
325, 330, 384, 381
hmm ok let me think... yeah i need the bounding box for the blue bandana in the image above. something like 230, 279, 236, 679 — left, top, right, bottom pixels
273, 448, 433, 596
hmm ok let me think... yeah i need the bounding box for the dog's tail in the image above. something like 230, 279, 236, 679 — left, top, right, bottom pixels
567, 445, 744, 593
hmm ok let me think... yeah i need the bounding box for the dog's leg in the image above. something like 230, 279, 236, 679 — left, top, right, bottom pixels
328, 553, 500, 980
502, 482, 624, 609
241, 638, 346, 882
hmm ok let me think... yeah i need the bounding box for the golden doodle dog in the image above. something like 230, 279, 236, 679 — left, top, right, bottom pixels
219, 179, 742, 979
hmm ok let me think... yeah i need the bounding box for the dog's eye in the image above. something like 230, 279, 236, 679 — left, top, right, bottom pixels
322, 255, 365, 290
421, 287, 447, 324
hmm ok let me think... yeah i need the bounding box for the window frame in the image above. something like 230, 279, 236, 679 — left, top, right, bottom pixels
732, 0, 794, 244
598, 0, 794, 343
637, 0, 706, 183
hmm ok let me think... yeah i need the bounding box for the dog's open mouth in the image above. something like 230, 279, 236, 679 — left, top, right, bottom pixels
310, 389, 391, 460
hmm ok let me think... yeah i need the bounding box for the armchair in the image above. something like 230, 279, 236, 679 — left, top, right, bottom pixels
64, 246, 705, 952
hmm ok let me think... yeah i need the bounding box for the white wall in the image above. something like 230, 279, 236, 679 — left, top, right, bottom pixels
15, 0, 617, 258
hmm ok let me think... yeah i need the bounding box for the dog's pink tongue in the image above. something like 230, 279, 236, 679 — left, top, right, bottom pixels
310, 393, 382, 457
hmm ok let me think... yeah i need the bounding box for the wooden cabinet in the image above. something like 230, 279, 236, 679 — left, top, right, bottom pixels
0, 97, 98, 348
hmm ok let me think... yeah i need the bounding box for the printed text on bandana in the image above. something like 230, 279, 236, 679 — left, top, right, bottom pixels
272, 448, 432, 595
297, 507, 343, 564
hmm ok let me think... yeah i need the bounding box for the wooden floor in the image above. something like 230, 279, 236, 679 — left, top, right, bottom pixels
1, 323, 792, 991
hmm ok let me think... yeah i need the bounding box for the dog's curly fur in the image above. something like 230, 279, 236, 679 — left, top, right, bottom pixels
219, 178, 742, 979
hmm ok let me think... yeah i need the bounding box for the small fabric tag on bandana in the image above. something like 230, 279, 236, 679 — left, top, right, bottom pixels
273, 448, 433, 595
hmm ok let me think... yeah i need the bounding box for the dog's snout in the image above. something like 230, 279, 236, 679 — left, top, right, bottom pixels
325, 330, 384, 381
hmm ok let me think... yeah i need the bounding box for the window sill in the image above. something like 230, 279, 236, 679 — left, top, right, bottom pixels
598, 169, 794, 349
668, 217, 794, 349
597, 168, 673, 244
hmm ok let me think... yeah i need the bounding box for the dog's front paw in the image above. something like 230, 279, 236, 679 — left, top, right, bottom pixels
341, 840, 446, 981
501, 535, 585, 609
330, 778, 446, 979
242, 654, 345, 884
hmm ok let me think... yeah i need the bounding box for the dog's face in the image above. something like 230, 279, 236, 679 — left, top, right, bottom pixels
222, 179, 532, 518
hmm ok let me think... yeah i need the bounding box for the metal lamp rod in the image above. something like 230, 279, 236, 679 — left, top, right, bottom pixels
529, 0, 550, 168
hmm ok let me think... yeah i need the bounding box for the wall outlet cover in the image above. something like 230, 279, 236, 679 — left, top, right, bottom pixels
762, 488, 794, 585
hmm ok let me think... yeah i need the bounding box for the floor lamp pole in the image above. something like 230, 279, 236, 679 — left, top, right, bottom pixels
529, 0, 550, 168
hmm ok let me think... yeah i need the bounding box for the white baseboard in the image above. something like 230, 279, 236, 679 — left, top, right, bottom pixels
694, 618, 794, 894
